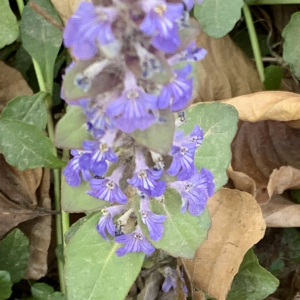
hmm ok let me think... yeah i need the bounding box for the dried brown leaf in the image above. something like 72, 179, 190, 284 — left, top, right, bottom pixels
196, 32, 262, 102
0, 62, 32, 111
268, 166, 300, 199
221, 91, 300, 122
181, 188, 266, 300
231, 120, 300, 204
50, 0, 88, 24
261, 194, 300, 227
226, 165, 257, 197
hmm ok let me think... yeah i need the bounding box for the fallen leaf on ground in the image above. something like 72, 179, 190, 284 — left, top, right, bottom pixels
260, 194, 300, 227
19, 169, 52, 280
226, 165, 257, 197
221, 91, 300, 122
231, 120, 300, 204
196, 32, 262, 102
0, 62, 32, 111
268, 166, 300, 199
181, 188, 266, 300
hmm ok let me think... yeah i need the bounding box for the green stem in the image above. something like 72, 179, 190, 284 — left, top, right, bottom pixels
243, 3, 265, 83
16, 0, 25, 14
249, 0, 300, 4
62, 149, 70, 246
17, 1, 68, 293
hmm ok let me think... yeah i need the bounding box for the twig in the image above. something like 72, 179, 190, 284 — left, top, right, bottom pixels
29, 2, 64, 32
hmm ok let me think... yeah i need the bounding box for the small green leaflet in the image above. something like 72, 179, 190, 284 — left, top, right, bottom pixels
21, 0, 63, 92
61, 177, 107, 213
263, 65, 283, 91
0, 229, 29, 284
194, 0, 244, 38
134, 189, 211, 259
282, 12, 300, 80
0, 119, 64, 170
1, 92, 48, 130
181, 102, 238, 191
0, 271, 12, 300
31, 283, 66, 300
65, 212, 144, 300
0, 0, 19, 49
55, 105, 93, 150
227, 249, 279, 300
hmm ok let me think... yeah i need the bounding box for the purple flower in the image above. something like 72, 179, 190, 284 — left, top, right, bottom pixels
128, 149, 166, 197
187, 125, 203, 147
162, 267, 177, 292
167, 131, 197, 180
140, 0, 183, 53
85, 107, 114, 139
106, 72, 157, 133
87, 166, 127, 204
157, 64, 193, 111
115, 225, 155, 256
63, 150, 92, 187
63, 2, 118, 60
80, 130, 118, 175
169, 168, 215, 216
96, 205, 126, 240
184, 0, 203, 11
140, 197, 166, 241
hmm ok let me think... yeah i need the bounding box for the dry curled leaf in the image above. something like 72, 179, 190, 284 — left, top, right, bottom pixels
261, 194, 300, 227
268, 166, 300, 199
221, 91, 300, 123
196, 32, 262, 102
181, 188, 266, 300
0, 62, 32, 111
231, 120, 300, 204
226, 164, 257, 197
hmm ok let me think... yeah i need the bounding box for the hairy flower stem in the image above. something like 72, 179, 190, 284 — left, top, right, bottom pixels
17, 1, 67, 293
242, 3, 265, 83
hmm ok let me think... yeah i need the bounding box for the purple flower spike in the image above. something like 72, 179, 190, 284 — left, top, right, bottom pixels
157, 64, 193, 111
87, 165, 128, 204
106, 72, 157, 133
63, 2, 118, 60
140, 197, 166, 241
169, 168, 215, 216
80, 130, 118, 175
162, 267, 177, 292
140, 0, 183, 52
115, 225, 155, 257
128, 149, 166, 197
96, 205, 126, 240
63, 150, 92, 187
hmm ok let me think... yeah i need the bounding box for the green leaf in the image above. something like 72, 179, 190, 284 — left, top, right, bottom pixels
1, 92, 48, 130
0, 229, 29, 283
65, 212, 144, 300
55, 105, 93, 149
64, 215, 91, 245
0, 0, 19, 49
282, 12, 300, 80
20, 0, 62, 92
194, 0, 244, 38
0, 119, 64, 170
0, 271, 12, 300
62, 177, 107, 213
31, 283, 66, 300
227, 249, 279, 300
263, 65, 283, 91
134, 188, 211, 259
181, 102, 238, 191
131, 109, 175, 155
